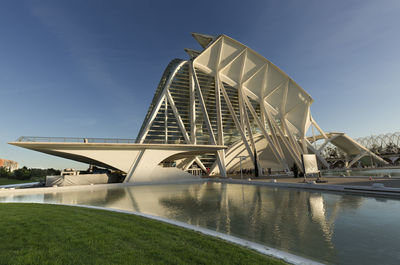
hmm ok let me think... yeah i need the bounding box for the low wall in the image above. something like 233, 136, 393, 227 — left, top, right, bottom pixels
46, 173, 112, 187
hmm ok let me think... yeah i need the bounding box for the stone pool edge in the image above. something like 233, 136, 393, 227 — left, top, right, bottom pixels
1, 178, 400, 199
213, 178, 400, 199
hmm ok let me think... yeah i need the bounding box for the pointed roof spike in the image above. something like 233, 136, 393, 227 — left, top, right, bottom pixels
184, 48, 201, 59
191, 33, 216, 49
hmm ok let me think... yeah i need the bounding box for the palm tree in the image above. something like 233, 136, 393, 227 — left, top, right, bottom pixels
370, 144, 383, 155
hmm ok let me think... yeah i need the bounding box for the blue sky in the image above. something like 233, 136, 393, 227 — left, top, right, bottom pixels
1, 0, 399, 169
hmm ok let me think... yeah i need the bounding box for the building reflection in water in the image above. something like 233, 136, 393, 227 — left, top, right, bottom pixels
154, 182, 365, 263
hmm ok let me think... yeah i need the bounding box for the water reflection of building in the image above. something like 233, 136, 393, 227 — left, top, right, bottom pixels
156, 183, 364, 263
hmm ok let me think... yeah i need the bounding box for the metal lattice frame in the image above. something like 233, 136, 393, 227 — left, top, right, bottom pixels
355, 132, 400, 150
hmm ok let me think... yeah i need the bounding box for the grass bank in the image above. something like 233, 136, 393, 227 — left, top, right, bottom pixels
0, 178, 37, 185
0, 203, 286, 265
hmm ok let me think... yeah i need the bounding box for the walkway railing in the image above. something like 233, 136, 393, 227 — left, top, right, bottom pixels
16, 136, 137, 144
16, 136, 194, 144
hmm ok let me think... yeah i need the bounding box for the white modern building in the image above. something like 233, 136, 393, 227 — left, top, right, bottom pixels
10, 33, 387, 182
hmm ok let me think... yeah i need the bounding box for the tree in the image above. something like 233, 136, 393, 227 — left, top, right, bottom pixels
325, 146, 338, 158
0, 167, 11, 178
370, 144, 383, 155
13, 167, 31, 180
384, 143, 399, 155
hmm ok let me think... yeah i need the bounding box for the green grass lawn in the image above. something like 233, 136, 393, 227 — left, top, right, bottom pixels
0, 178, 38, 185
0, 203, 287, 265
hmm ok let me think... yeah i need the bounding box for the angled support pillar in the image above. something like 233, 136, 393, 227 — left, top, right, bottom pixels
270, 116, 303, 170
240, 88, 263, 176
166, 90, 191, 143
125, 150, 146, 182
241, 90, 256, 152
311, 116, 328, 139
242, 91, 288, 170
167, 88, 208, 173
194, 157, 207, 172
189, 63, 197, 144
238, 51, 247, 130
138, 95, 165, 143
305, 139, 330, 168
317, 135, 340, 152
191, 62, 226, 177
176, 157, 195, 170
164, 97, 168, 143
125, 149, 198, 183
191, 64, 217, 144
281, 118, 303, 157
219, 78, 255, 165
265, 112, 302, 169
183, 158, 196, 171
214, 74, 227, 177
347, 152, 367, 169
138, 60, 187, 143
262, 105, 285, 159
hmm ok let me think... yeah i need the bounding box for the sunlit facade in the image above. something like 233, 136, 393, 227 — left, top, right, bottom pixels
11, 33, 387, 180
137, 33, 387, 175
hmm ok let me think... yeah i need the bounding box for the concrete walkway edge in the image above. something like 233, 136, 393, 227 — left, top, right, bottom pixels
213, 178, 400, 198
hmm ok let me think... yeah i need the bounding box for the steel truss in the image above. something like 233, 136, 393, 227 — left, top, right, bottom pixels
136, 33, 387, 175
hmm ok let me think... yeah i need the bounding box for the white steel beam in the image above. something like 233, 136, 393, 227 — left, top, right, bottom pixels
317, 135, 340, 152
238, 51, 247, 129
191, 64, 217, 144
138, 95, 165, 143
191, 62, 226, 177
215, 74, 227, 177
189, 64, 196, 144
195, 157, 207, 172
242, 92, 288, 170
305, 139, 330, 168
240, 88, 263, 176
347, 152, 367, 168
311, 116, 328, 139
267, 116, 301, 167
280, 80, 289, 116
164, 97, 168, 144
260, 99, 284, 157
166, 90, 191, 143
219, 78, 255, 164
263, 106, 285, 158
215, 59, 224, 145
138, 60, 187, 142
269, 115, 303, 169
281, 118, 303, 157
183, 157, 196, 171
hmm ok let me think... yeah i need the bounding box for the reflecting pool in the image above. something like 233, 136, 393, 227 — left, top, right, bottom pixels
1, 182, 400, 264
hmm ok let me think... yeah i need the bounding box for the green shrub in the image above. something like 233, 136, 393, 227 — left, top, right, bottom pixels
0, 167, 11, 178
13, 167, 31, 180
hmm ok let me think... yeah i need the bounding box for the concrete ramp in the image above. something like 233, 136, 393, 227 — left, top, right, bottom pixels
46, 173, 111, 187
308, 132, 388, 168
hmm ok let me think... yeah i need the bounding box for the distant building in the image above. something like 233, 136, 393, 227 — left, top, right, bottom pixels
0, 159, 18, 172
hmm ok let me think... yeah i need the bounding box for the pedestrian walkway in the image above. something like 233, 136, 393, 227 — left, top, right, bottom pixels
228, 175, 400, 188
